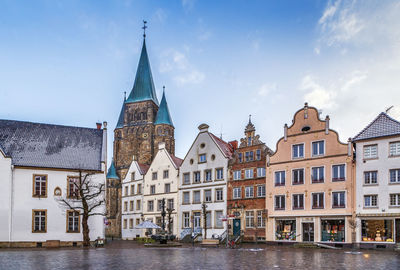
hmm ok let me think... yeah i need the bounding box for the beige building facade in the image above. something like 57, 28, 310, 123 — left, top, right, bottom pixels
266, 103, 355, 245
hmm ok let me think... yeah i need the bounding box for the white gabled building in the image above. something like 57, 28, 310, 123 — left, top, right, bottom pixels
178, 124, 233, 240
0, 119, 107, 248
119, 156, 149, 239
353, 112, 400, 249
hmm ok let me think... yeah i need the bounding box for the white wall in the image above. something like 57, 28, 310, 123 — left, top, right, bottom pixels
0, 153, 12, 241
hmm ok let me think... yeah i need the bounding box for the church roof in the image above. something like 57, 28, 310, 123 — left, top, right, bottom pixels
154, 90, 173, 126
115, 97, 126, 129
106, 160, 119, 179
353, 112, 400, 141
0, 119, 104, 170
126, 39, 159, 106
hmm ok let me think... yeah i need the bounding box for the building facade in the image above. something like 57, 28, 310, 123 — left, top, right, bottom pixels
227, 118, 272, 241
178, 124, 233, 239
0, 120, 107, 247
353, 112, 400, 248
142, 143, 182, 235
265, 103, 355, 245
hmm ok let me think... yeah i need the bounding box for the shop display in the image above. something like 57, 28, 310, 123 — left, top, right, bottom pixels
361, 220, 394, 242
276, 220, 296, 241
321, 219, 345, 242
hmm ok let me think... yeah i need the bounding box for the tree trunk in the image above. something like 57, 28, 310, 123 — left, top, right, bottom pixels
82, 197, 90, 247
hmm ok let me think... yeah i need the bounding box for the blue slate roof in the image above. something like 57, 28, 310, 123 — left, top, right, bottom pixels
353, 112, 400, 141
0, 119, 104, 170
126, 39, 159, 105
106, 160, 119, 179
115, 97, 126, 129
154, 90, 173, 126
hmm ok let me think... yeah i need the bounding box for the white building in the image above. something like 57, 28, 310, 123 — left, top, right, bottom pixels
119, 156, 149, 239
0, 119, 107, 248
178, 124, 233, 240
353, 112, 400, 249
142, 142, 182, 236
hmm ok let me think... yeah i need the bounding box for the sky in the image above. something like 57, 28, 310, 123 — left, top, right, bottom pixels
1, 0, 400, 161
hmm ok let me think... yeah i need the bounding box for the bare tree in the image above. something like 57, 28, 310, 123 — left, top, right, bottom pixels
202, 203, 208, 239
57, 171, 105, 247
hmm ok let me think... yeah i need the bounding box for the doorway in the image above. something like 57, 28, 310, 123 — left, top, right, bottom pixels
233, 218, 241, 236
302, 222, 314, 242
396, 219, 400, 243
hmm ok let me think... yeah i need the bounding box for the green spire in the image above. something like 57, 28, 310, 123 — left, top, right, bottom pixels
106, 160, 119, 180
115, 93, 126, 129
126, 38, 159, 105
154, 87, 173, 126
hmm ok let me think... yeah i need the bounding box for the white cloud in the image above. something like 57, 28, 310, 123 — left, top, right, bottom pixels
300, 75, 337, 109
258, 83, 277, 97
181, 0, 196, 11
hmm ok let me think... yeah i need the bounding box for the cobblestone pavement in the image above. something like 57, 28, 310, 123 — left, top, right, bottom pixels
0, 241, 399, 270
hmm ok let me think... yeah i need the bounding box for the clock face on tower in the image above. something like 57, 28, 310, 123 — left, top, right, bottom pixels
142, 133, 148, 139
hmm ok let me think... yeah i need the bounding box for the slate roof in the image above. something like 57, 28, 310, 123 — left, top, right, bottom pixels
353, 112, 400, 141
126, 39, 159, 105
210, 133, 234, 158
106, 160, 119, 179
0, 119, 104, 171
170, 154, 183, 168
154, 90, 174, 126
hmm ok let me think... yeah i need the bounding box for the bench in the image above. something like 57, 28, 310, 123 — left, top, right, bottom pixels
200, 239, 219, 247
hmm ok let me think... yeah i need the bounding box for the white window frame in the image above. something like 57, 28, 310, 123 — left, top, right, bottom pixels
332, 191, 346, 208
215, 189, 223, 201
292, 168, 305, 185
245, 186, 254, 198
311, 192, 324, 209
245, 168, 254, 179
364, 171, 378, 185
389, 141, 400, 157
233, 170, 241, 180
389, 193, 400, 207
233, 187, 241, 199
216, 168, 224, 180
274, 195, 285, 210
292, 193, 304, 210
193, 190, 201, 203
311, 166, 325, 183
204, 169, 212, 182
364, 194, 378, 208
389, 169, 400, 183
183, 192, 190, 204
193, 171, 201, 183
363, 144, 378, 159
257, 185, 265, 197
274, 171, 285, 186
245, 211, 254, 228
204, 189, 212, 203
332, 164, 346, 181
183, 173, 190, 185
292, 143, 305, 159
257, 167, 266, 177
311, 140, 325, 157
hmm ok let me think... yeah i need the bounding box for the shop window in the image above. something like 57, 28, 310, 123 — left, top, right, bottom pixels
321, 220, 345, 242
275, 220, 296, 241
361, 220, 394, 242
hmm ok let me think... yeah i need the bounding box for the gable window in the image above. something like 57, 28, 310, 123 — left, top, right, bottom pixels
364, 195, 378, 207
364, 171, 378, 185
247, 136, 252, 146
163, 170, 169, 179
68, 177, 79, 198
152, 172, 158, 180
204, 170, 212, 182
292, 144, 304, 159
256, 149, 261, 160
311, 167, 324, 183
390, 169, 400, 183
204, 190, 212, 202
216, 168, 224, 180
67, 210, 80, 233
275, 195, 285, 210
245, 211, 254, 228
332, 164, 345, 181
292, 194, 304, 210
364, 145, 377, 159
389, 194, 400, 207
275, 171, 285, 186
312, 193, 324, 209
150, 185, 156, 195
193, 171, 201, 183
137, 184, 142, 194
199, 154, 206, 163
164, 183, 171, 193
147, 200, 154, 212
292, 169, 304, 185
257, 185, 265, 197
33, 175, 47, 197
193, 191, 201, 203
32, 210, 46, 233
233, 187, 241, 199
245, 186, 254, 198
233, 170, 241, 180
389, 142, 400, 157
130, 184, 135, 195
131, 172, 135, 181
245, 169, 254, 179
183, 192, 190, 204
183, 173, 190, 185
312, 141, 325, 156
215, 189, 223, 201
257, 167, 266, 177
238, 153, 243, 163
245, 151, 254, 162
332, 191, 346, 208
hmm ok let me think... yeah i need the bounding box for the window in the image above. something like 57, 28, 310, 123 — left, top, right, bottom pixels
248, 136, 252, 146
124, 186, 128, 196
165, 183, 171, 193
245, 151, 254, 162
215, 211, 223, 228
205, 212, 212, 228
123, 219, 127, 229
245, 186, 254, 198
152, 172, 158, 180
245, 169, 254, 179
204, 170, 212, 182
193, 171, 201, 183
364, 171, 378, 185
364, 145, 377, 159
257, 167, 266, 178
257, 210, 265, 228
129, 218, 133, 229
312, 141, 324, 156
193, 191, 201, 203
238, 153, 243, 163
67, 177, 79, 198
199, 154, 206, 163
167, 199, 174, 210
311, 167, 324, 183
292, 169, 304, 185
183, 192, 190, 204
233, 187, 241, 199
136, 200, 141, 210
332, 164, 345, 181
150, 185, 156, 194
275, 171, 285, 186
33, 175, 47, 197
292, 144, 304, 159
215, 189, 223, 201
130, 184, 135, 195
256, 149, 261, 160
67, 211, 80, 233
216, 168, 224, 180
389, 194, 400, 207
183, 212, 190, 228
292, 194, 304, 210
204, 190, 212, 202
183, 173, 190, 185
147, 200, 154, 212
245, 211, 254, 228
275, 195, 285, 210
131, 172, 135, 181
129, 201, 134, 211
312, 193, 324, 209
163, 170, 169, 179
137, 184, 142, 194
389, 142, 400, 157
233, 170, 241, 180
136, 218, 140, 225
157, 200, 163, 211
390, 169, 400, 183
33, 210, 46, 232
364, 195, 378, 207
257, 185, 265, 197
332, 192, 346, 208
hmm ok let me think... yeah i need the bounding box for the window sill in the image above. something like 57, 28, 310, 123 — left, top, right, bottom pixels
388, 206, 400, 208
215, 179, 224, 181
312, 181, 324, 184
274, 208, 285, 211
332, 178, 345, 182
363, 157, 378, 161
363, 207, 379, 209
363, 184, 378, 187
182, 183, 190, 186
192, 182, 201, 184
292, 157, 304, 160
32, 231, 47, 233
198, 161, 207, 164
388, 155, 400, 158
66, 231, 80, 233
332, 206, 345, 209
292, 208, 304, 210
274, 184, 285, 187
32, 195, 48, 198
388, 182, 400, 185
312, 207, 324, 209
192, 202, 201, 204
312, 154, 325, 158
292, 182, 304, 185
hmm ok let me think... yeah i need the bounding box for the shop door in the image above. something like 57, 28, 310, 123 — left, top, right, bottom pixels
302, 223, 314, 242
233, 219, 241, 236
396, 219, 400, 243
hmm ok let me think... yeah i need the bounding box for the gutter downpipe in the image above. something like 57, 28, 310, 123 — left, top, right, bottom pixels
9, 164, 14, 247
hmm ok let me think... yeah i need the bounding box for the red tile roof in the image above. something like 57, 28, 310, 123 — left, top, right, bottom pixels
210, 133, 234, 158
171, 154, 183, 168
138, 163, 150, 175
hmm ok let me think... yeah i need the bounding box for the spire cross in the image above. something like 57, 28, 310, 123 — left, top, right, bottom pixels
163, 85, 165, 92
249, 114, 252, 123
124, 91, 126, 100
142, 20, 147, 38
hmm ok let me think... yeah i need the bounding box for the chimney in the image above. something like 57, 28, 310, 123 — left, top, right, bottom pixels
96, 122, 102, 130
198, 123, 209, 133
284, 124, 288, 141
103, 121, 108, 130
158, 142, 166, 150
229, 140, 238, 150
347, 138, 352, 157
325, 115, 330, 135
266, 153, 270, 167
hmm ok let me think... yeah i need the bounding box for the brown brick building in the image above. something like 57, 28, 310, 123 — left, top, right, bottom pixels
227, 118, 272, 241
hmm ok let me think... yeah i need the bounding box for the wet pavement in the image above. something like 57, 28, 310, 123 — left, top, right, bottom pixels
0, 241, 399, 270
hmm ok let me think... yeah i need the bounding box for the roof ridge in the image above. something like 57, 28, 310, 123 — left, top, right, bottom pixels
353, 112, 400, 141
0, 119, 101, 131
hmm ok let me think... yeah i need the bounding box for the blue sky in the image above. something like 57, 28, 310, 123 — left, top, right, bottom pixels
1, 0, 400, 160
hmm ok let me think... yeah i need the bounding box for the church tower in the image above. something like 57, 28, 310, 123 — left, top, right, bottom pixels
106, 23, 175, 237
